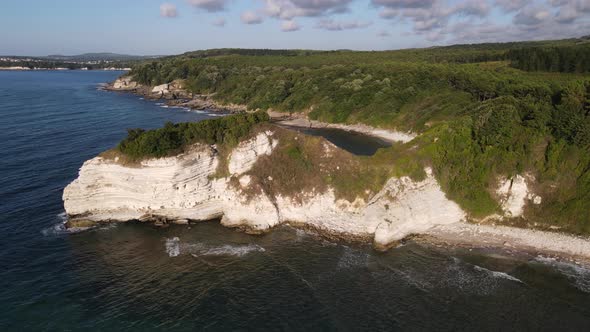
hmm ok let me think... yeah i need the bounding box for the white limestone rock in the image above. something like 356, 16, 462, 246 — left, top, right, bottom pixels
112, 76, 138, 90
63, 132, 465, 249
496, 174, 541, 217
371, 168, 466, 248
228, 131, 278, 175
151, 83, 170, 95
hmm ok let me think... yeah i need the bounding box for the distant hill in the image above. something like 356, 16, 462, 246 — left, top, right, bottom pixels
43, 53, 161, 62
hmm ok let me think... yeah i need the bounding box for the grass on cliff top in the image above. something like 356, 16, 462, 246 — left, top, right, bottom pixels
231, 124, 427, 203
116, 111, 269, 160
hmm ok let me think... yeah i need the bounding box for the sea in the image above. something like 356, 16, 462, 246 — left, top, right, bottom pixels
1, 70, 590, 331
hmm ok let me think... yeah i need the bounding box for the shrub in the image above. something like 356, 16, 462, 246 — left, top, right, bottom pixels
117, 111, 269, 159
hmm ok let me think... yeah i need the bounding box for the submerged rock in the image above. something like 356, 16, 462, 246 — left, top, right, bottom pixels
65, 219, 97, 229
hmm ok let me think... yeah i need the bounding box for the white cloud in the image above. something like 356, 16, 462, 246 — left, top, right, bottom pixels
241, 11, 264, 24
180, 0, 590, 45
379, 8, 399, 18
445, 17, 590, 45
264, 0, 353, 19
160, 3, 178, 18
513, 5, 551, 26
551, 0, 590, 24
372, 0, 436, 9
377, 30, 391, 37
187, 0, 229, 12
212, 17, 226, 27
281, 20, 301, 31
494, 0, 528, 13
316, 19, 372, 31
373, 0, 491, 37
454, 0, 490, 17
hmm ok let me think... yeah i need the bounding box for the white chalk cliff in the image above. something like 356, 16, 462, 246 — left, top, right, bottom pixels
64, 129, 471, 249
496, 174, 542, 218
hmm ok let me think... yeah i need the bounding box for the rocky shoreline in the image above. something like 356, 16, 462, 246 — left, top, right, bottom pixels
105, 76, 247, 113
106, 76, 417, 143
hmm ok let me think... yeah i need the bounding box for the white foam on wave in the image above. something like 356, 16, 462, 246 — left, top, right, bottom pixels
338, 246, 370, 269
98, 223, 118, 231
164, 238, 265, 258
165, 237, 181, 257
535, 256, 590, 293
41, 222, 67, 236
437, 256, 525, 294
473, 265, 524, 284
201, 244, 266, 257
41, 212, 84, 236
295, 229, 307, 241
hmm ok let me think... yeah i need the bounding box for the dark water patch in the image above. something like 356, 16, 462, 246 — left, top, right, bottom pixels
279, 125, 391, 156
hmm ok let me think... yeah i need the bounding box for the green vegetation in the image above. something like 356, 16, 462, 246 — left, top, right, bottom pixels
508, 44, 590, 73
117, 37, 590, 234
117, 111, 269, 159
239, 125, 424, 204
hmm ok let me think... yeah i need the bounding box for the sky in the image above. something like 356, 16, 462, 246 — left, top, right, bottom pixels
0, 0, 589, 56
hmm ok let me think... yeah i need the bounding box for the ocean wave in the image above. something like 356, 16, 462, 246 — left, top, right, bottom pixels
473, 265, 524, 284
295, 228, 307, 241
164, 238, 265, 258
200, 244, 266, 257
165, 237, 181, 257
41, 212, 81, 236
97, 223, 118, 231
41, 222, 67, 236
338, 246, 370, 269
535, 256, 590, 293
436, 256, 525, 294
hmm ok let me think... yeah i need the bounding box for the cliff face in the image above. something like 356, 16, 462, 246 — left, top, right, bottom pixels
63, 129, 468, 249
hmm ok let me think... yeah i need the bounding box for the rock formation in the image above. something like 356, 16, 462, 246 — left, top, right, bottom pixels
63, 129, 467, 249
111, 76, 138, 90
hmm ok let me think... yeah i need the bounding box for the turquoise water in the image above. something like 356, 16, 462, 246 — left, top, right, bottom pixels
1, 71, 590, 331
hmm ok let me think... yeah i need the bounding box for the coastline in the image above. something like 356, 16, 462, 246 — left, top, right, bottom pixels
65, 215, 590, 265
421, 222, 590, 264
0, 67, 130, 71
216, 219, 590, 265
105, 76, 417, 143
83, 75, 590, 264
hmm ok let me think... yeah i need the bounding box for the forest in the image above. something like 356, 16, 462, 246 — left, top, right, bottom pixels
119, 36, 590, 234
508, 44, 590, 73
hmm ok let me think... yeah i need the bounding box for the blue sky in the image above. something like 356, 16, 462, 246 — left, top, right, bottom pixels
1, 0, 588, 56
